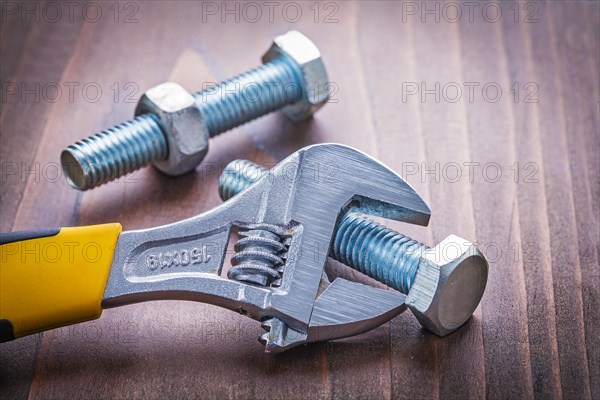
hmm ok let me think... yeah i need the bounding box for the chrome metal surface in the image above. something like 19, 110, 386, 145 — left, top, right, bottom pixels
219, 158, 489, 337
60, 114, 166, 190
135, 82, 209, 176
262, 30, 329, 121
406, 235, 488, 336
228, 228, 289, 286
61, 31, 329, 190
103, 144, 430, 351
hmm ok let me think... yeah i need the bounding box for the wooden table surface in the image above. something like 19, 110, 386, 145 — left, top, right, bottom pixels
1, 1, 598, 399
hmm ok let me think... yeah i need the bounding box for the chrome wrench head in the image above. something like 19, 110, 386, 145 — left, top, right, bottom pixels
103, 144, 431, 352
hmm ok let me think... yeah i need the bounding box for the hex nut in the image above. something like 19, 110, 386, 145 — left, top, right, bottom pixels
135, 82, 209, 176
261, 30, 330, 122
406, 235, 488, 336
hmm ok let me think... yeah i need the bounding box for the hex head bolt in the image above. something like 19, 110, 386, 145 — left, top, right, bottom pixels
61, 31, 329, 190
219, 160, 489, 336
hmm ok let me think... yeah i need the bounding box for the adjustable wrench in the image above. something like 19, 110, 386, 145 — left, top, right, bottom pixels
0, 144, 477, 352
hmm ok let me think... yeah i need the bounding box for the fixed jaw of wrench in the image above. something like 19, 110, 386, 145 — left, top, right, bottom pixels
102, 144, 431, 352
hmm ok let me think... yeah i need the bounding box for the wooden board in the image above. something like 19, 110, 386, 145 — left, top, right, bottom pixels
1, 1, 598, 399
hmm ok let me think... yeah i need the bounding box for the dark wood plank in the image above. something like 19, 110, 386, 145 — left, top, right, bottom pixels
457, 4, 535, 399
583, 5, 600, 397
501, 7, 562, 398
551, 3, 600, 398
527, 2, 592, 398
0, 13, 32, 108
0, 18, 84, 231
1, 1, 598, 399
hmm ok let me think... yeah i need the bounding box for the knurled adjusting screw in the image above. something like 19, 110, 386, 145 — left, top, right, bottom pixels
60, 31, 329, 190
219, 160, 489, 336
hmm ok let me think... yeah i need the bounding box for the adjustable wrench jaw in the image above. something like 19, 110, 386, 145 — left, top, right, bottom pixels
103, 144, 430, 352
259, 279, 408, 353
255, 144, 431, 351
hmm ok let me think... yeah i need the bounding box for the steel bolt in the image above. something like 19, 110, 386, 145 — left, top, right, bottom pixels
61, 31, 329, 190
219, 160, 489, 336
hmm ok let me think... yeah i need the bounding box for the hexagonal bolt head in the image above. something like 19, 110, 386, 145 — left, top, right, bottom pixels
406, 235, 488, 336
135, 82, 209, 176
261, 30, 329, 122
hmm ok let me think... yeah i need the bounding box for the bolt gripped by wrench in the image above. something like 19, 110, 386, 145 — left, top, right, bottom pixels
219, 159, 489, 337
60, 31, 329, 190
102, 144, 433, 352
0, 144, 487, 352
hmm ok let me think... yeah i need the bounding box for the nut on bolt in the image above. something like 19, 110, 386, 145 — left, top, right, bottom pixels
406, 235, 488, 336
134, 83, 209, 176
61, 30, 329, 190
262, 30, 329, 121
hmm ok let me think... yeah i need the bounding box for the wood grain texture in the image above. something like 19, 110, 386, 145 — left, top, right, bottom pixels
0, 1, 598, 399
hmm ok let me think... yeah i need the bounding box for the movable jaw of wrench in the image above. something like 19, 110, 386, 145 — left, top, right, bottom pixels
103, 144, 431, 352
0, 144, 437, 352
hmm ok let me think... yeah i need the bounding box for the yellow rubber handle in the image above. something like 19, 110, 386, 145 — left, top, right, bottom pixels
0, 223, 122, 341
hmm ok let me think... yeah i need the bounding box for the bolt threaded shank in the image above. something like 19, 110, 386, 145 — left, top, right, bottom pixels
196, 57, 301, 137
62, 56, 301, 190
218, 159, 429, 294
61, 114, 167, 190
218, 159, 268, 201
330, 213, 428, 294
